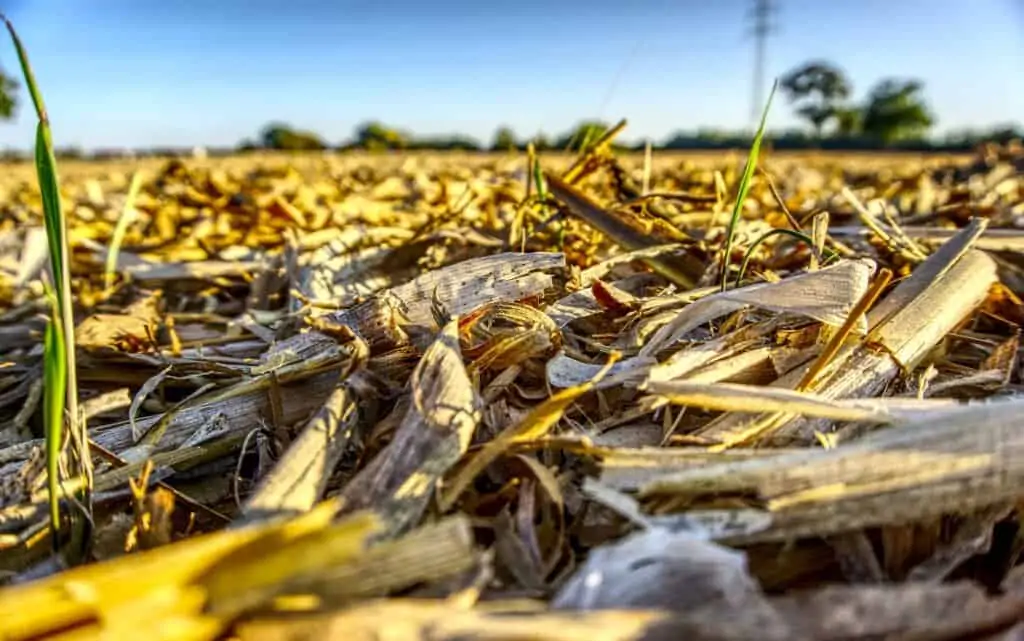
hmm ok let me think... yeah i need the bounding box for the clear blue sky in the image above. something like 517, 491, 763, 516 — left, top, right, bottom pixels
0, 0, 1020, 150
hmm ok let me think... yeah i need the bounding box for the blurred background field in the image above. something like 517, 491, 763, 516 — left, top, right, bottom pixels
0, 149, 984, 185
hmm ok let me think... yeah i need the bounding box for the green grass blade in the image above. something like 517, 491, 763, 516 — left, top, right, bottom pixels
4, 16, 67, 310
105, 170, 144, 290
578, 127, 597, 153
719, 79, 778, 292
532, 153, 547, 201
42, 286, 66, 539
35, 125, 64, 288
734, 228, 838, 289
2, 16, 45, 120
4, 14, 90, 556
5, 17, 64, 299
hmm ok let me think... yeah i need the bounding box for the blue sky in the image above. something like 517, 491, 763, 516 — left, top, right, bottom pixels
0, 0, 1019, 149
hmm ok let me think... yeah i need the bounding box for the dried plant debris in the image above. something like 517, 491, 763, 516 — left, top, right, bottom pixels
1, 143, 1024, 639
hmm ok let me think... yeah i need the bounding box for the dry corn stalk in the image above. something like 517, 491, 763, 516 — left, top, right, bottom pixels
696, 221, 996, 446
337, 320, 482, 536
638, 397, 1024, 543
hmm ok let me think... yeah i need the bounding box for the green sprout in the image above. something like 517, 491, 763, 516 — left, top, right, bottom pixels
4, 15, 92, 557
720, 79, 777, 292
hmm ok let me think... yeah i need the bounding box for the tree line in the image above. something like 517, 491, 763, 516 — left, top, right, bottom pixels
241, 61, 1019, 154
0, 59, 1018, 159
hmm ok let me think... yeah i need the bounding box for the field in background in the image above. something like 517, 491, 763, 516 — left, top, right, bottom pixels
1, 142, 1022, 640
0, 148, 980, 174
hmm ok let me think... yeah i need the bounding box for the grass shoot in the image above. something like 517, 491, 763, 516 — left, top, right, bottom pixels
3, 15, 91, 557
720, 79, 778, 292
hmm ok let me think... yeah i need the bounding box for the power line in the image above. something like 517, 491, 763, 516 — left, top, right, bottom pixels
747, 0, 779, 128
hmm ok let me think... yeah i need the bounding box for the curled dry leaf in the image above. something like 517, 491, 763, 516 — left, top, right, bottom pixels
338, 320, 482, 536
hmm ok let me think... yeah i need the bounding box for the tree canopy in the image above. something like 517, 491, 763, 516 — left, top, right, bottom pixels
259, 123, 327, 151
0, 68, 16, 121
490, 126, 517, 152
778, 60, 935, 145
860, 79, 934, 144
354, 121, 409, 151
780, 61, 852, 138
530, 132, 552, 151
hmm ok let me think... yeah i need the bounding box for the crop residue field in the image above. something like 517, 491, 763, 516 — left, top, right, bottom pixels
2, 145, 1024, 640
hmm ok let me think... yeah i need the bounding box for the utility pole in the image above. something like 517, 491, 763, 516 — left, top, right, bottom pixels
747, 0, 778, 127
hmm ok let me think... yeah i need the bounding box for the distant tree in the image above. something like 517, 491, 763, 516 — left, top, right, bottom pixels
661, 131, 695, 149
450, 135, 481, 149
985, 124, 1024, 145
0, 148, 26, 162
444, 135, 481, 151
943, 128, 979, 148
695, 128, 731, 142
530, 132, 551, 151
779, 61, 852, 138
860, 79, 934, 144
663, 130, 716, 149
354, 121, 409, 151
237, 138, 259, 152
768, 128, 808, 151
555, 121, 611, 151
834, 107, 863, 137
491, 126, 518, 151
55, 146, 84, 160
775, 128, 812, 142
259, 122, 327, 150
259, 122, 290, 148
0, 68, 17, 120
409, 134, 481, 151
